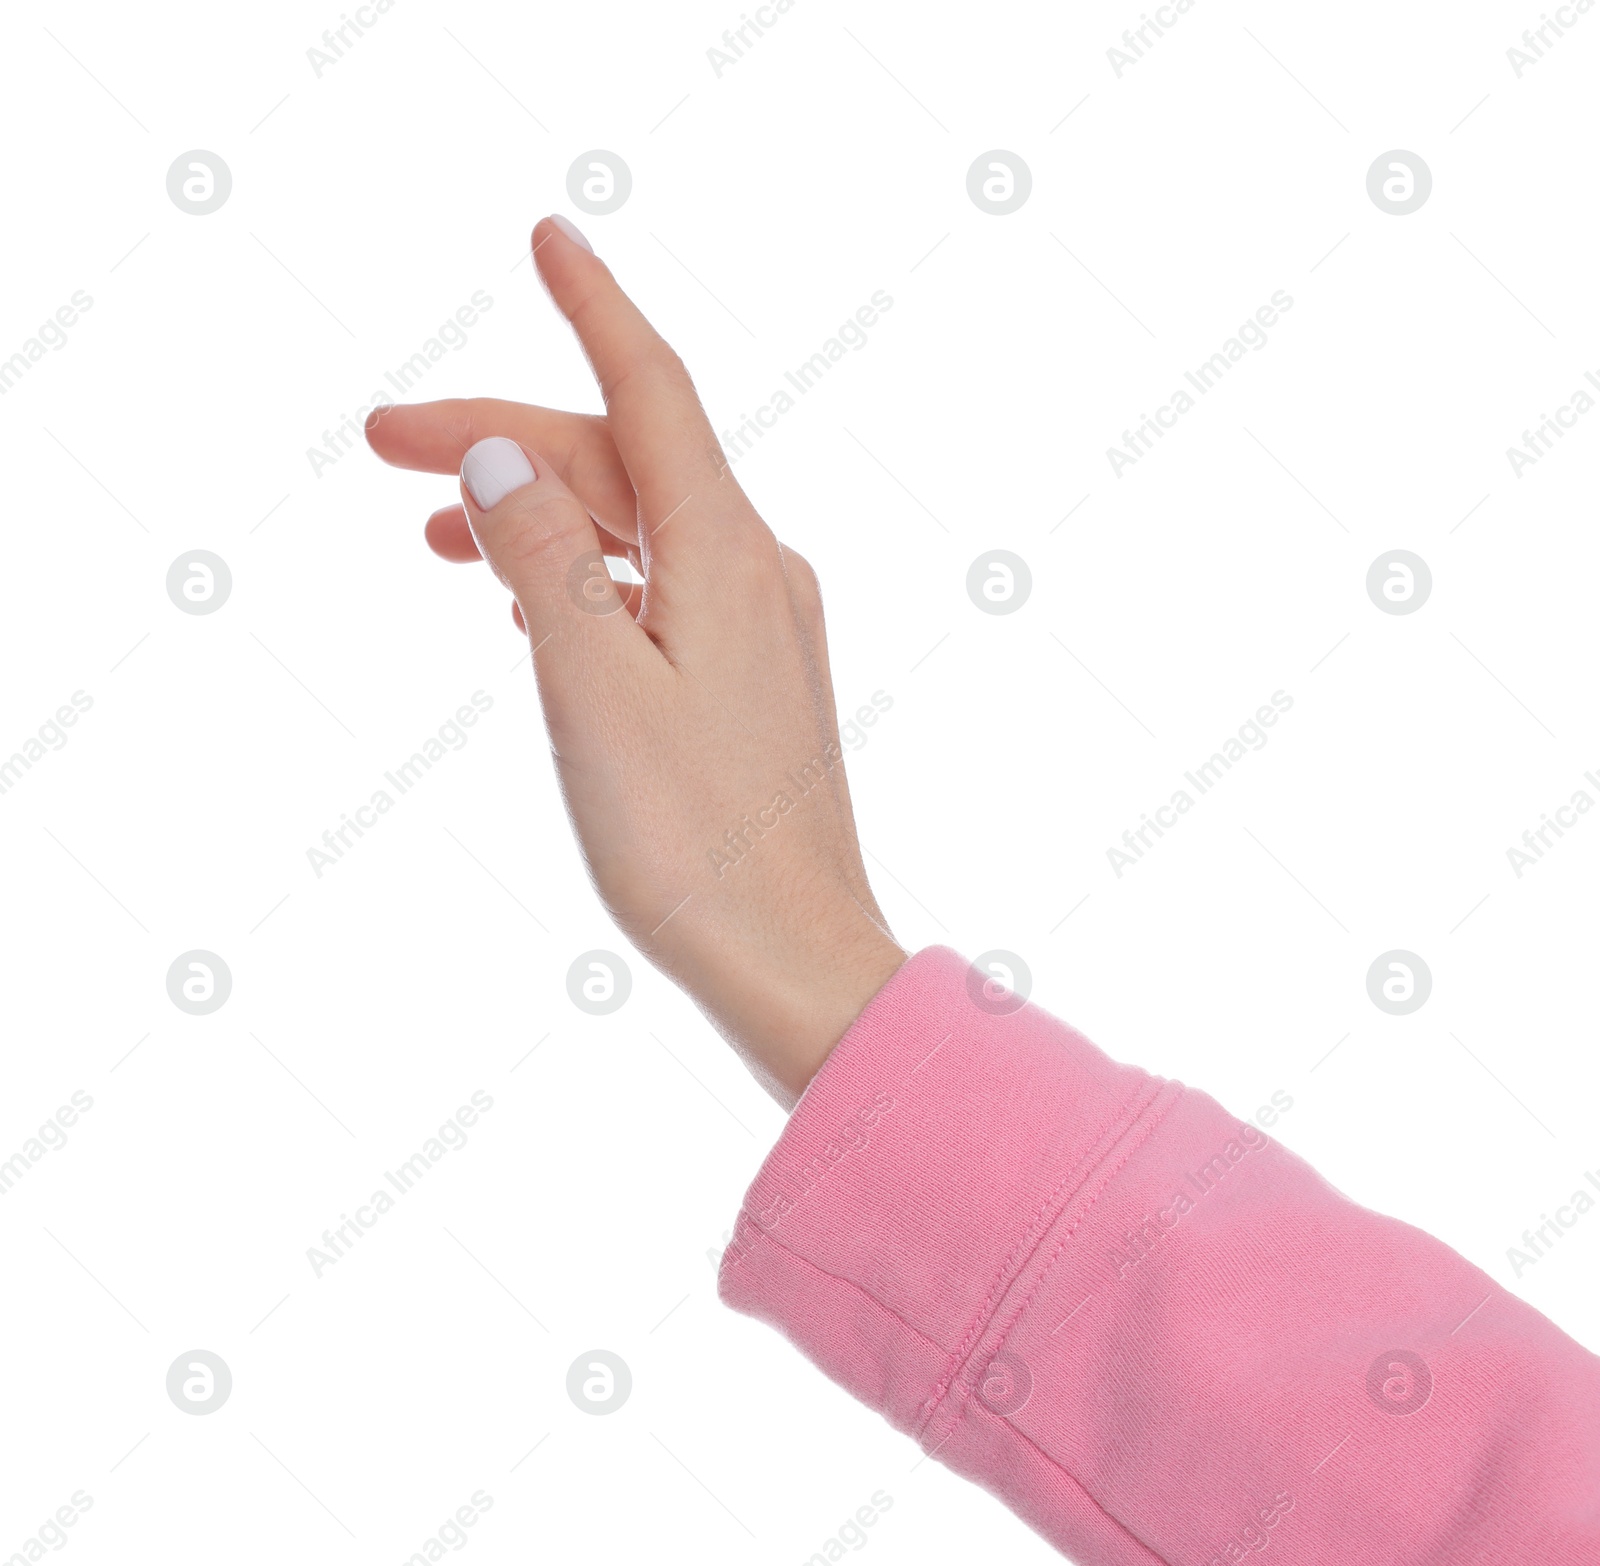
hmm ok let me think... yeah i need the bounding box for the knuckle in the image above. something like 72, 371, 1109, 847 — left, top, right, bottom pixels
725, 523, 783, 582
494, 493, 590, 574
636, 346, 695, 408
781, 547, 825, 624
654, 344, 692, 386
566, 286, 610, 343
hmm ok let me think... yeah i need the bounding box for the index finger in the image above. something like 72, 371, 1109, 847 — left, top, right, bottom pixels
533, 214, 749, 545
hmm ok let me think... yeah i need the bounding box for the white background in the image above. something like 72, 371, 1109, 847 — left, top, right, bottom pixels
2, 0, 1597, 1561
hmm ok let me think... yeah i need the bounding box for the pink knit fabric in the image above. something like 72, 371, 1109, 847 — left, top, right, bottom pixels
719, 947, 1600, 1563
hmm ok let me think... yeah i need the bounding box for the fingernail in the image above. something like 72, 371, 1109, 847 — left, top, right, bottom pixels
462, 437, 537, 509
548, 213, 593, 254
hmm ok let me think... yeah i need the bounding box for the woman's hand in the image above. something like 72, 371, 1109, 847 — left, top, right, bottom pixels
367, 215, 906, 1107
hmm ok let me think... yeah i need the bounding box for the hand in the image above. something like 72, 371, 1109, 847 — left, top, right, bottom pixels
366, 214, 907, 1107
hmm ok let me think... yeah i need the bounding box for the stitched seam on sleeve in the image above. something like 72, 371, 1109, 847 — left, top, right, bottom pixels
725, 1225, 1175, 1566
966, 1398, 1176, 1566
916, 1079, 1182, 1440
726, 1220, 952, 1371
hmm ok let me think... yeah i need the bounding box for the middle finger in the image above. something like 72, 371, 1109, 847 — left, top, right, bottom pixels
367, 397, 639, 543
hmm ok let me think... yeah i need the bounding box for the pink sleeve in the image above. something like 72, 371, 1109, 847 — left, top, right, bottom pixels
718, 946, 1600, 1564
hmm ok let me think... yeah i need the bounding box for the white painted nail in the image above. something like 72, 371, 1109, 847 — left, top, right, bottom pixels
462, 437, 536, 510
549, 213, 593, 254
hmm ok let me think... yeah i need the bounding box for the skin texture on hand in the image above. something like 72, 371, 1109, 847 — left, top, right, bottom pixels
367, 215, 907, 1108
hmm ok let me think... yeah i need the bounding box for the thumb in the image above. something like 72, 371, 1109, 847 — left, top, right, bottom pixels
459, 436, 643, 666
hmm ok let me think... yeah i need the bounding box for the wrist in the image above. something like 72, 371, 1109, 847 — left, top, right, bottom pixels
697, 922, 909, 1110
